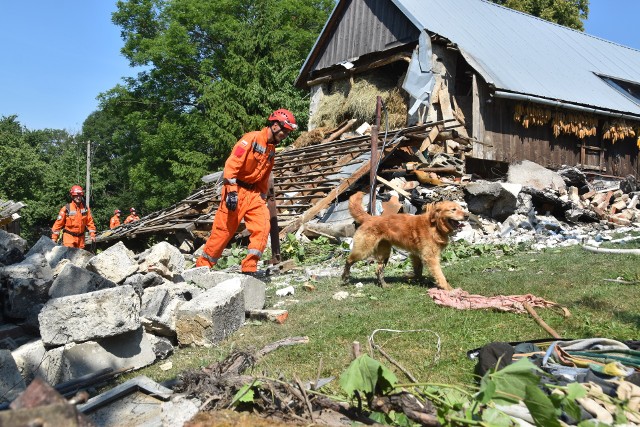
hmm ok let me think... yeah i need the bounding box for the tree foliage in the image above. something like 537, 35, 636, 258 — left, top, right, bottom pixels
490, 0, 589, 30
89, 0, 334, 211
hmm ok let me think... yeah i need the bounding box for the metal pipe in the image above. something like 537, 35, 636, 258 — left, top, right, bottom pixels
493, 90, 640, 121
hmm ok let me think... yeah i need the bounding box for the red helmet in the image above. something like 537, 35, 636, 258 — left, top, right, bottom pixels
69, 185, 84, 196
130, 207, 136, 213
268, 109, 297, 131
114, 209, 121, 214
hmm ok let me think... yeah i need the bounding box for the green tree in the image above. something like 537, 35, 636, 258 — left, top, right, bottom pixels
89, 0, 333, 211
0, 116, 89, 243
491, 0, 589, 30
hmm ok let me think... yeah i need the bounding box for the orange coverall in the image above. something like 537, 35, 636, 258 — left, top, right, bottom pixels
197, 127, 275, 273
110, 215, 121, 229
51, 201, 97, 249
124, 213, 140, 224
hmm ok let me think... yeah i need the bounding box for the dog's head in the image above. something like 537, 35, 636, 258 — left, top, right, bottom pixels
426, 201, 468, 235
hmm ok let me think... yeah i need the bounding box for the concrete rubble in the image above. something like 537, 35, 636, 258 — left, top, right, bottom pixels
0, 159, 637, 424
0, 235, 267, 415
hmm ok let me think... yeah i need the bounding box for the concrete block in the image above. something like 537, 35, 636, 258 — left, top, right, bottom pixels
0, 254, 53, 319
0, 349, 25, 403
140, 282, 202, 337
183, 270, 265, 311
86, 241, 138, 283
176, 278, 245, 347
49, 262, 116, 298
12, 339, 64, 385
58, 328, 156, 383
39, 285, 141, 346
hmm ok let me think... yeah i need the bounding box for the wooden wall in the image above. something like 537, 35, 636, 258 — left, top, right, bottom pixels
479, 98, 639, 177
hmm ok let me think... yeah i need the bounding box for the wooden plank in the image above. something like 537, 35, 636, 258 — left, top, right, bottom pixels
278, 138, 405, 238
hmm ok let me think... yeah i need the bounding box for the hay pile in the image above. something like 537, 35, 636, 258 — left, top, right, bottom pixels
310, 74, 407, 131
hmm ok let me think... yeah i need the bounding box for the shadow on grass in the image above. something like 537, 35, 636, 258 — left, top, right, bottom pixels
343, 274, 438, 288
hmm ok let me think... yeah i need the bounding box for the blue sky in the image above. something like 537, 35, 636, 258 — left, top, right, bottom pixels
0, 0, 638, 132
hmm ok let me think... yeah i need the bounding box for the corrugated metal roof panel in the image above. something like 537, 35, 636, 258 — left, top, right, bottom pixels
392, 0, 640, 116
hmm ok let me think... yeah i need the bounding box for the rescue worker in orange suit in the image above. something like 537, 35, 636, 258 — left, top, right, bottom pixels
196, 109, 297, 275
51, 185, 97, 249
110, 209, 122, 229
124, 207, 140, 224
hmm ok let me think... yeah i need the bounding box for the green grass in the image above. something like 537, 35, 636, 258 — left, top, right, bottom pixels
129, 241, 640, 396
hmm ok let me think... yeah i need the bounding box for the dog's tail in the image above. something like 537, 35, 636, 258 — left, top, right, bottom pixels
348, 192, 372, 224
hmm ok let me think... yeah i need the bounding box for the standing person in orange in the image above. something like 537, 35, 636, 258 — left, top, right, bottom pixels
51, 185, 97, 249
196, 109, 297, 275
124, 207, 140, 224
110, 209, 122, 229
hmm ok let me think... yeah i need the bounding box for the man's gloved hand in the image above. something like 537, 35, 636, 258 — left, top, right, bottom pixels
226, 191, 238, 211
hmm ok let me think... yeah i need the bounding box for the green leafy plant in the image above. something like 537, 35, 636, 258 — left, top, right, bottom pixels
214, 243, 247, 269
281, 233, 305, 262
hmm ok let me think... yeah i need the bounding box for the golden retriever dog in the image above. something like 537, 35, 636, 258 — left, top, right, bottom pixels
342, 192, 468, 290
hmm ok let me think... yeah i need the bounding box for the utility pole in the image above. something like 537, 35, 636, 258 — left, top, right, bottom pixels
85, 140, 91, 207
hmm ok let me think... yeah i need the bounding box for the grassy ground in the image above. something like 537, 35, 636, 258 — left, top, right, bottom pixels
130, 238, 640, 398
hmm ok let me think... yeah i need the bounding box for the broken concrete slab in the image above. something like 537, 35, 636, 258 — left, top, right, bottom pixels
140, 282, 201, 337
176, 277, 245, 347
58, 328, 156, 384
182, 269, 265, 311
507, 160, 567, 193
86, 241, 138, 284
49, 262, 117, 298
137, 241, 185, 279
463, 181, 520, 221
0, 349, 26, 403
39, 285, 141, 346
11, 339, 64, 386
0, 229, 27, 266
0, 253, 54, 319
26, 236, 93, 269
79, 375, 199, 427
247, 309, 289, 324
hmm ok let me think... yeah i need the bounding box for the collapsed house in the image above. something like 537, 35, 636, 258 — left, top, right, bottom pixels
0, 199, 26, 236
296, 0, 640, 176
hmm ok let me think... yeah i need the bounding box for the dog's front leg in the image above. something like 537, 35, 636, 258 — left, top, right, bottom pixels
425, 256, 452, 291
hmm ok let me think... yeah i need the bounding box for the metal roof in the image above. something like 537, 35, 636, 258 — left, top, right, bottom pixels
393, 0, 640, 116
299, 0, 640, 118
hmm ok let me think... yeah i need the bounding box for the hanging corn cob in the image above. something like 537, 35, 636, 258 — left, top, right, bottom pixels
602, 120, 636, 144
551, 112, 597, 139
513, 104, 551, 128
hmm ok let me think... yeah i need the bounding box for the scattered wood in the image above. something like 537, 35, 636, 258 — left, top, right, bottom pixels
523, 302, 561, 339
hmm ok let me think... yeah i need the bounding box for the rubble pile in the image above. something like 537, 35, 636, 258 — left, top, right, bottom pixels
0, 232, 278, 424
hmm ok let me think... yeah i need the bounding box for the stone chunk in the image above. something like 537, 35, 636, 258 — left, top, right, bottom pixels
86, 241, 138, 283
39, 285, 141, 346
140, 282, 201, 337
0, 349, 25, 403
176, 278, 244, 347
0, 229, 27, 266
138, 241, 185, 279
26, 236, 93, 269
59, 328, 156, 382
49, 262, 116, 298
182, 269, 265, 311
0, 254, 53, 319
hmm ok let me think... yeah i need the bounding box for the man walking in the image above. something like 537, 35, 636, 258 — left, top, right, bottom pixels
196, 109, 297, 275
51, 185, 97, 249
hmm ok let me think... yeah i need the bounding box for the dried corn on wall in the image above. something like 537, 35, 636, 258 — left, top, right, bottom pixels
478, 99, 640, 177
